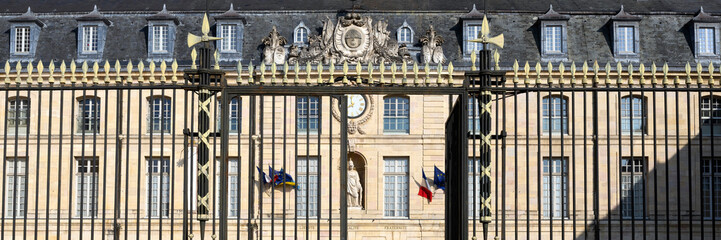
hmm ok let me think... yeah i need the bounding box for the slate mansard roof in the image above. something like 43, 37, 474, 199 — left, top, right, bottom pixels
0, 1, 720, 67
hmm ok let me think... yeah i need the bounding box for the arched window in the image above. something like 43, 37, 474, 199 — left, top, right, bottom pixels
701, 95, 721, 136
7, 97, 29, 135
148, 96, 172, 133
384, 96, 410, 133
77, 96, 101, 133
620, 95, 646, 134
397, 21, 414, 44
542, 95, 568, 134
294, 22, 309, 45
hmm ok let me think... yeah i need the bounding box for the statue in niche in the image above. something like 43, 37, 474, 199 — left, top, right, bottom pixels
347, 160, 363, 208
262, 26, 288, 65
420, 25, 446, 64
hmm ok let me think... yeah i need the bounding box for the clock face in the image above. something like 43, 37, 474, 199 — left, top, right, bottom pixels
344, 94, 367, 118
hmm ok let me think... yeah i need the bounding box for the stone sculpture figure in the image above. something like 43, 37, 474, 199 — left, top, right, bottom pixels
347, 161, 363, 208
420, 25, 446, 64
262, 26, 288, 65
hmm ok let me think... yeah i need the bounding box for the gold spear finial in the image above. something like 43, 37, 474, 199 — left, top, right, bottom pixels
468, 15, 504, 49
187, 14, 223, 47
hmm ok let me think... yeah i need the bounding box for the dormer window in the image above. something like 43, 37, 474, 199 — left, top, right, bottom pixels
9, 7, 44, 61
611, 6, 641, 60
294, 22, 309, 45
460, 4, 485, 57
146, 4, 179, 61
76, 5, 110, 59
698, 27, 716, 55
692, 7, 721, 59
152, 25, 169, 53
538, 5, 569, 59
82, 25, 98, 53
14, 27, 30, 53
214, 4, 246, 61
465, 24, 483, 54
396, 21, 414, 44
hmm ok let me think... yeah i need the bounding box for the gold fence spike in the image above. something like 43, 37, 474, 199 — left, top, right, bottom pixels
330, 62, 335, 84
616, 62, 622, 84
138, 61, 146, 83
4, 61, 10, 84
103, 60, 110, 83
248, 62, 255, 84
379, 61, 386, 84
402, 61, 407, 85
709, 62, 715, 85
259, 62, 266, 84
355, 61, 362, 84
662, 62, 669, 85
448, 62, 454, 86
306, 62, 312, 84
149, 61, 156, 83
81, 61, 88, 83
524, 61, 530, 84
293, 61, 300, 84
547, 62, 553, 84
282, 61, 288, 84
92, 61, 99, 84
512, 60, 519, 84
126, 60, 133, 84
592, 61, 599, 85
604, 62, 611, 85
317, 62, 323, 84
191, 48, 197, 69
271, 62, 277, 84
368, 62, 375, 84
391, 62, 398, 85
535, 62, 541, 84
696, 62, 703, 84
60, 61, 67, 84
581, 61, 588, 84
36, 61, 44, 84
160, 60, 167, 83
559, 62, 565, 84
570, 62, 577, 84
436, 63, 443, 85
213, 50, 220, 70
70, 61, 77, 83
26, 61, 34, 84
424, 62, 430, 85
49, 60, 55, 83
627, 63, 634, 85
172, 59, 178, 82
237, 61, 243, 84
413, 62, 419, 85
493, 50, 500, 70
115, 60, 122, 83
675, 75, 681, 85
342, 61, 349, 84
639, 63, 645, 85
651, 62, 657, 84
685, 62, 691, 84
471, 51, 477, 71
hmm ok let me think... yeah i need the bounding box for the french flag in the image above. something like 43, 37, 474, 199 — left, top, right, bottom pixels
418, 170, 433, 202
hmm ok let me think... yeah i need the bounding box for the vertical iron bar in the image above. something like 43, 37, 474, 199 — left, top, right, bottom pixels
69, 86, 76, 240
1, 89, 8, 240
340, 95, 348, 240
46, 86, 54, 240
79, 87, 86, 240
148, 89, 155, 240
328, 95, 333, 238
136, 88, 142, 240
220, 84, 230, 240
114, 87, 123, 240
271, 95, 276, 240
125, 88, 132, 240
618, 87, 623, 240
317, 96, 322, 239
686, 86, 692, 240
182, 87, 189, 240
592, 78, 600, 240
606, 87, 611, 240
537, 86, 542, 240
663, 88, 669, 239
34, 86, 43, 240
100, 88, 108, 240
306, 96, 310, 240
283, 95, 287, 240
248, 95, 255, 240
641, 85, 647, 240
259, 95, 264, 240
675, 88, 681, 240
294, 95, 298, 239
501, 90, 507, 240
526, 81, 531, 240
652, 84, 658, 240
171, 88, 177, 240
571, 80, 577, 239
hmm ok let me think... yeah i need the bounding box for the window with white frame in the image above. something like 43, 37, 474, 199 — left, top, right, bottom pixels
544, 25, 563, 53
294, 26, 308, 45
398, 27, 412, 44
702, 157, 721, 219
621, 157, 645, 219
616, 26, 636, 54
148, 96, 171, 133
621, 96, 646, 135
383, 96, 410, 133
297, 96, 319, 134
698, 27, 717, 56
297, 156, 319, 217
5, 157, 26, 217
468, 157, 481, 219
701, 96, 721, 136
542, 96, 568, 134
147, 157, 170, 218
76, 157, 98, 217
465, 25, 483, 54
82, 25, 98, 53
215, 158, 239, 217
384, 157, 408, 217
152, 25, 169, 53
217, 97, 241, 133
7, 98, 29, 135
220, 24, 237, 52
542, 157, 568, 219
468, 96, 481, 134
77, 97, 101, 133
14, 27, 30, 53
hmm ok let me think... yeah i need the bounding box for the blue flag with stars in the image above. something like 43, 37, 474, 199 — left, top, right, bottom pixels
434, 165, 445, 191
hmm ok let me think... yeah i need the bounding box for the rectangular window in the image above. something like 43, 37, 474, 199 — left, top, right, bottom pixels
384, 157, 408, 217
297, 156, 319, 217
217, 97, 241, 134
147, 157, 170, 218
621, 157, 645, 219
466, 25, 483, 54
77, 97, 101, 133
621, 96, 646, 135
468, 96, 481, 134
15, 27, 30, 53
468, 158, 481, 219
7, 98, 29, 135
220, 24, 237, 52
148, 97, 172, 133
698, 27, 716, 55
542, 157, 568, 219
82, 26, 98, 53
152, 25, 169, 53
702, 158, 721, 219
297, 96, 319, 134
542, 96, 568, 134
5, 157, 26, 217
383, 97, 410, 133
544, 25, 563, 53
617, 26, 636, 54
76, 157, 98, 217
701, 96, 721, 136
216, 158, 240, 217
